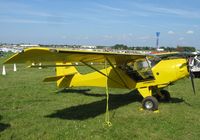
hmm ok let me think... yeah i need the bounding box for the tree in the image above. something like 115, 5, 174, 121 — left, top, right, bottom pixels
111, 44, 128, 50
176, 46, 196, 52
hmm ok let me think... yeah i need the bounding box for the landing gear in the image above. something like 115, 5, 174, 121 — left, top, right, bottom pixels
142, 96, 158, 111
138, 87, 171, 111
156, 90, 171, 102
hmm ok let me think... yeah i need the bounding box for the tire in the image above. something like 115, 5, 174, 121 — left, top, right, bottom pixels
142, 96, 158, 111
159, 90, 171, 102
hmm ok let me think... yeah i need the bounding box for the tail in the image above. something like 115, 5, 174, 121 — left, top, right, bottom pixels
43, 62, 79, 88
55, 62, 78, 76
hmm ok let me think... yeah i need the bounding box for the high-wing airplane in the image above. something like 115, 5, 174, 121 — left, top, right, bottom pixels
4, 47, 194, 125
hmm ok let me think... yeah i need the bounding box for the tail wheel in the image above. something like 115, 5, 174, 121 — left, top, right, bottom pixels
158, 90, 171, 102
142, 96, 158, 111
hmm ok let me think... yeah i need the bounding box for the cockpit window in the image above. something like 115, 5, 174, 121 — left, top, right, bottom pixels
134, 59, 153, 79
120, 57, 160, 81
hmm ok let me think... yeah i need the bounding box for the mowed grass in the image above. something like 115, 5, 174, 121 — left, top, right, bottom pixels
1, 55, 200, 140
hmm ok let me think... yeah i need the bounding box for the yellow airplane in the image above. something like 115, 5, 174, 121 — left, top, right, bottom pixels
4, 47, 194, 125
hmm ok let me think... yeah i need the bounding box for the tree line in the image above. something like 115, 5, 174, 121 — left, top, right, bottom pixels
97, 44, 196, 52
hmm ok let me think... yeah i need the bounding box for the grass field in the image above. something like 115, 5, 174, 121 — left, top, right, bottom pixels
0, 54, 200, 140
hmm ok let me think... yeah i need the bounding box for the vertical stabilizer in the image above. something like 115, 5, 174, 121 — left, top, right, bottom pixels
56, 62, 78, 87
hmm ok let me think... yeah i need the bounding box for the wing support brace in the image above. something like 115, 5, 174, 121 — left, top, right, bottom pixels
105, 57, 129, 89
104, 59, 112, 127
81, 61, 124, 87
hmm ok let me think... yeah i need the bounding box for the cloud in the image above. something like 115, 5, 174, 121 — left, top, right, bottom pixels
0, 18, 70, 25
137, 36, 153, 40
155, 8, 200, 18
96, 3, 124, 12
103, 35, 113, 39
61, 36, 67, 39
186, 30, 194, 34
0, 1, 29, 9
132, 2, 200, 19
168, 31, 175, 34
179, 37, 184, 41
193, 25, 199, 28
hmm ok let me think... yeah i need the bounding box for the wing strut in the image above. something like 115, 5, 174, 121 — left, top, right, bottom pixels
104, 59, 112, 127
106, 57, 129, 89
80, 61, 125, 87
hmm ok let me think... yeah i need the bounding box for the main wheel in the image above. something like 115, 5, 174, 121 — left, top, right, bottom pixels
159, 90, 171, 102
142, 96, 158, 111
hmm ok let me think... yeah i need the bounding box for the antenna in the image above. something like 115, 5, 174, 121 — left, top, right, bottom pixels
156, 32, 160, 50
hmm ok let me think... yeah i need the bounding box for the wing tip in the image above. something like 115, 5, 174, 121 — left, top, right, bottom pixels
3, 52, 21, 64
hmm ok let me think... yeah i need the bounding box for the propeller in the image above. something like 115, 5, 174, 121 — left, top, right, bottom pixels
188, 57, 196, 94
189, 70, 196, 94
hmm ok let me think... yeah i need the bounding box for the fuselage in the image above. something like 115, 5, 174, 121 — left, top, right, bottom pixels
55, 58, 189, 90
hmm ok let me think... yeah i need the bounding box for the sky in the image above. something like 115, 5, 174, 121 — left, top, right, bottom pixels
0, 0, 200, 48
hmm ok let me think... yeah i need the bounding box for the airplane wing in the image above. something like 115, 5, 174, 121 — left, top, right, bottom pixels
4, 47, 152, 65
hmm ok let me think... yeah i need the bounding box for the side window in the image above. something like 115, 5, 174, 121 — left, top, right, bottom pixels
134, 59, 154, 79
120, 57, 159, 81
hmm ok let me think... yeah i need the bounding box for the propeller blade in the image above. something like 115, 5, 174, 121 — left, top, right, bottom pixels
189, 70, 196, 94
188, 57, 196, 95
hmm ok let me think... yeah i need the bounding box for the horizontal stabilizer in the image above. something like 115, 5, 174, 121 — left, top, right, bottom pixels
43, 75, 64, 82
43, 72, 77, 82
